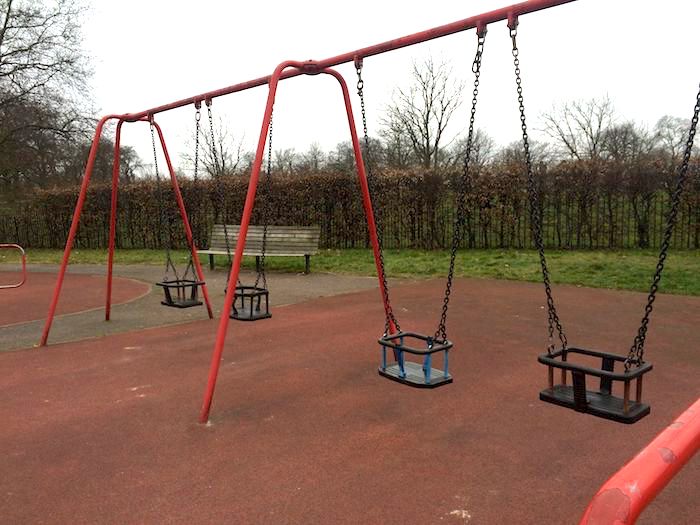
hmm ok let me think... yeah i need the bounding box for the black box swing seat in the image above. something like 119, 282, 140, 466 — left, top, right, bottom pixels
378, 332, 453, 388
230, 285, 271, 321
156, 279, 205, 308
538, 348, 653, 424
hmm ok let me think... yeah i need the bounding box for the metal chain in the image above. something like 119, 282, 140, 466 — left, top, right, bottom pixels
510, 25, 566, 354
434, 31, 486, 343
254, 115, 274, 290
182, 104, 203, 282
356, 62, 401, 334
150, 119, 178, 282
625, 83, 700, 369
193, 104, 201, 183
207, 100, 233, 265
207, 100, 242, 288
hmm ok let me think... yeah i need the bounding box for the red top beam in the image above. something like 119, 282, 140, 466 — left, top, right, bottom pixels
121, 0, 576, 122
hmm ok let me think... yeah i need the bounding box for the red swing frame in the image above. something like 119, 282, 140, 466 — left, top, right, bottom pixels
37, 1, 579, 424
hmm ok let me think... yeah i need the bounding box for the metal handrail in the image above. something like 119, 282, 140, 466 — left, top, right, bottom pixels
0, 244, 27, 289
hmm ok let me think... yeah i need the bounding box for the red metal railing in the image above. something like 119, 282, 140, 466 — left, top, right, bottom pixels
0, 244, 27, 289
579, 397, 700, 524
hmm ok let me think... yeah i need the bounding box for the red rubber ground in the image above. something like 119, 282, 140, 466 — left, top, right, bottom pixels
1, 279, 698, 524
0, 272, 150, 326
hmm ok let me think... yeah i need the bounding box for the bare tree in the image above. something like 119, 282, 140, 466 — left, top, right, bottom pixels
379, 117, 414, 169
653, 115, 692, 163
183, 116, 246, 178
298, 142, 326, 172
445, 129, 495, 170
493, 139, 553, 166
382, 57, 463, 169
601, 121, 654, 163
0, 0, 92, 191
540, 96, 615, 160
0, 0, 91, 127
274, 148, 297, 174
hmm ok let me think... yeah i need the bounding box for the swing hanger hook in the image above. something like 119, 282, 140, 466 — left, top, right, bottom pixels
507, 13, 519, 46
354, 55, 363, 72
205, 98, 213, 108
476, 21, 487, 39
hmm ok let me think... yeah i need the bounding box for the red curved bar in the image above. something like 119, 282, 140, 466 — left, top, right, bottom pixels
579, 397, 700, 525
0, 244, 27, 289
198, 62, 395, 423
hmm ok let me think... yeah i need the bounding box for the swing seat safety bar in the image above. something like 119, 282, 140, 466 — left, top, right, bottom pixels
379, 332, 453, 388
539, 348, 653, 423
230, 285, 271, 321
0, 244, 27, 289
156, 279, 205, 308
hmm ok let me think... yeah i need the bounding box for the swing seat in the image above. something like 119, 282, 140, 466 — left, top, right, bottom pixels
230, 285, 271, 321
156, 279, 205, 308
378, 332, 453, 388
538, 348, 653, 424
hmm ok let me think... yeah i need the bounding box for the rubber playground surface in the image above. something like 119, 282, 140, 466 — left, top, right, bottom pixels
0, 271, 150, 326
1, 271, 699, 523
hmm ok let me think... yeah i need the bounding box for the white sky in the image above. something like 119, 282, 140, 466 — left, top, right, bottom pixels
82, 0, 699, 174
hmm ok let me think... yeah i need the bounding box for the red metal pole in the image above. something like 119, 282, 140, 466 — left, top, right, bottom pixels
119, 0, 576, 122
152, 121, 214, 319
105, 120, 124, 321
39, 115, 119, 346
324, 67, 397, 334
199, 60, 302, 423
579, 397, 700, 525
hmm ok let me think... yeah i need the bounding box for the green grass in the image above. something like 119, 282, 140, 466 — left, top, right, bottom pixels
2, 248, 699, 296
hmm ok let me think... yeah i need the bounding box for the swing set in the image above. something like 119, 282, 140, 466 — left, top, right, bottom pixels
39, 0, 699, 434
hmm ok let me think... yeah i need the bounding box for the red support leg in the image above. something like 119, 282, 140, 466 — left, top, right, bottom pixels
324, 67, 397, 334
199, 61, 291, 424
40, 116, 116, 346
198, 61, 397, 423
105, 120, 124, 321
152, 121, 214, 319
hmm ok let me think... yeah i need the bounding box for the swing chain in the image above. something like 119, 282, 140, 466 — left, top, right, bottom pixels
435, 30, 486, 343
510, 24, 567, 355
356, 61, 401, 335
150, 119, 178, 282
207, 100, 233, 266
194, 102, 201, 183
181, 103, 204, 282
254, 114, 274, 290
625, 83, 700, 370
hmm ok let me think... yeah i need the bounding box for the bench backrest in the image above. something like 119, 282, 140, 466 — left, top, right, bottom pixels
208, 225, 321, 255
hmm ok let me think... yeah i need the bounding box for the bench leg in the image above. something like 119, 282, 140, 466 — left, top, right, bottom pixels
305, 254, 310, 274
209, 254, 215, 271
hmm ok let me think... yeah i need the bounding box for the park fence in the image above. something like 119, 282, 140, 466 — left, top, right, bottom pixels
2, 160, 700, 251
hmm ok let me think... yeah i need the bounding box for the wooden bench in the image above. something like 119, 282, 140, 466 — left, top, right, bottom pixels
198, 224, 321, 274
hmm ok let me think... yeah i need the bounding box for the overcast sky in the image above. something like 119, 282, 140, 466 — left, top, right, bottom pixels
82, 0, 699, 173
